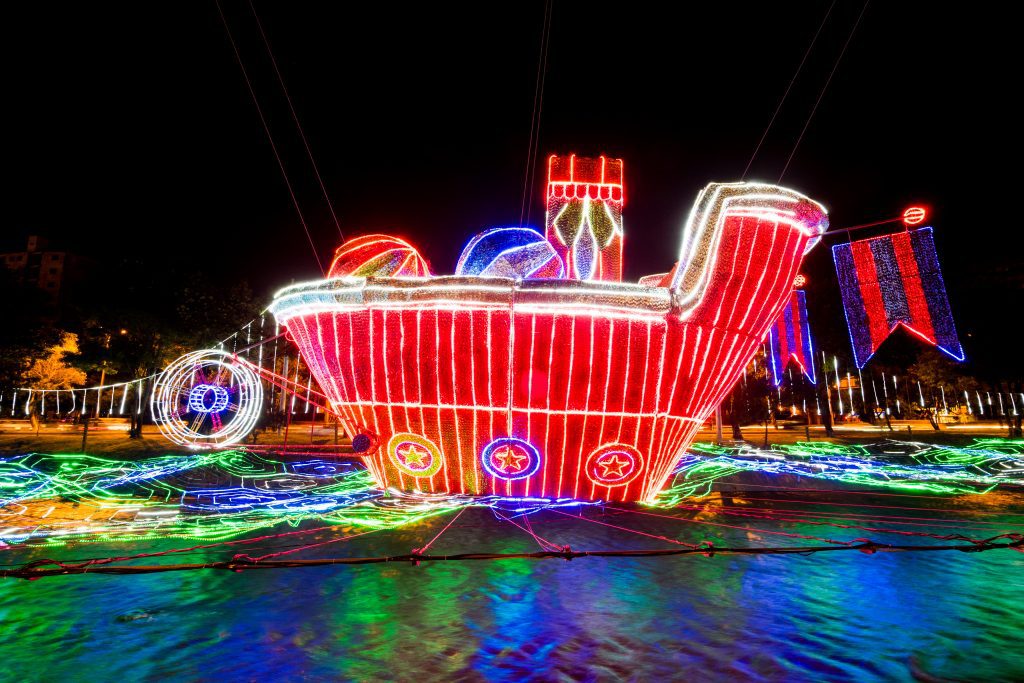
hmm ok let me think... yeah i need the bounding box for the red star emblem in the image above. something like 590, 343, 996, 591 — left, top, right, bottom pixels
492, 446, 527, 472
597, 454, 630, 478
397, 442, 431, 470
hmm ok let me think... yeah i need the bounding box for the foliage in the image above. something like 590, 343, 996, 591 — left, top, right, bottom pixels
0, 268, 62, 387
23, 332, 87, 389
907, 347, 980, 393
723, 350, 775, 431
4, 251, 264, 390
174, 275, 261, 349
66, 266, 262, 384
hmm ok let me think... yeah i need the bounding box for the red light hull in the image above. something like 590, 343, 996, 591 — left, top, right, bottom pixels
274, 211, 817, 502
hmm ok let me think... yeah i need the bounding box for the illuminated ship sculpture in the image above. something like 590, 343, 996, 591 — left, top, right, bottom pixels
267, 156, 828, 503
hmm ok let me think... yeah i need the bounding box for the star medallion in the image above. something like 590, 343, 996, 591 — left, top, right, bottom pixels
397, 443, 430, 469
493, 447, 527, 472
597, 454, 629, 478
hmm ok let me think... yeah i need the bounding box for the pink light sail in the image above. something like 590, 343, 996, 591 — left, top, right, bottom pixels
270, 179, 828, 503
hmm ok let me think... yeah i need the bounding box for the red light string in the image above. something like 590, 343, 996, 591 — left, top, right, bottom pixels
548, 508, 704, 548
494, 511, 563, 552
236, 357, 330, 410
238, 527, 386, 563
414, 506, 467, 554
520, 513, 555, 551
16, 520, 381, 572
603, 506, 856, 546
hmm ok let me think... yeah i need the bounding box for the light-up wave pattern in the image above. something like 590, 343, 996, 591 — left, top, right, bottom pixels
1, 440, 1020, 546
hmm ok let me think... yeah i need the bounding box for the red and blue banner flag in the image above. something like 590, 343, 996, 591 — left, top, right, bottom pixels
767, 290, 815, 386
832, 227, 964, 368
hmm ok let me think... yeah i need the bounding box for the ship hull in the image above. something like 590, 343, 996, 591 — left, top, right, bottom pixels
274, 210, 816, 502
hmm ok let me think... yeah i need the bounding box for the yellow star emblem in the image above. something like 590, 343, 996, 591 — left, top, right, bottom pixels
397, 443, 429, 469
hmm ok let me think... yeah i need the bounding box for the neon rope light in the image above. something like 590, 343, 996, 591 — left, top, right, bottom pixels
586, 443, 644, 487
187, 383, 231, 413
1, 439, 1018, 548
480, 437, 543, 482
270, 179, 828, 503
387, 432, 444, 479
766, 289, 815, 385
651, 438, 1024, 503
0, 450, 589, 547
832, 227, 964, 367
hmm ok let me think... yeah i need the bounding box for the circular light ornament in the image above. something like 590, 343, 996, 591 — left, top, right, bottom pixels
903, 206, 927, 226
387, 433, 444, 478
585, 443, 644, 487
152, 350, 263, 449
327, 234, 430, 278
455, 227, 564, 279
792, 273, 807, 289
480, 437, 542, 481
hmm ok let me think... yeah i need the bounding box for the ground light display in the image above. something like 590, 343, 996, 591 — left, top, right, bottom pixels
2, 439, 1020, 556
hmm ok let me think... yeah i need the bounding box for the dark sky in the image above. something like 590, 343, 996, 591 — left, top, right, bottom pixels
7, 2, 1020, 376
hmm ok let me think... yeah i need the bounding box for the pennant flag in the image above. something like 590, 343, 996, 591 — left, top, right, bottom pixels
767, 289, 815, 386
832, 227, 964, 368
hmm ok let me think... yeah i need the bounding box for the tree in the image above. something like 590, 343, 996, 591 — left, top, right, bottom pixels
908, 347, 979, 395
23, 332, 87, 389
68, 268, 262, 385
174, 275, 262, 349
722, 351, 776, 441
0, 267, 63, 388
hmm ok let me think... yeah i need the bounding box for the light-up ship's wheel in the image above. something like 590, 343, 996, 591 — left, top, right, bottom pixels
152, 350, 263, 448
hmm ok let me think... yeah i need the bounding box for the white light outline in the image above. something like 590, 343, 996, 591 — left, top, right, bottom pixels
152, 350, 263, 449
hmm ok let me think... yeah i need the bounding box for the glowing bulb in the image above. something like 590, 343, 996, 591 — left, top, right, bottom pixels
903, 206, 927, 226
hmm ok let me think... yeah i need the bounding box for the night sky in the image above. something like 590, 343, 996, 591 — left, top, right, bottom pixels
7, 2, 1020, 377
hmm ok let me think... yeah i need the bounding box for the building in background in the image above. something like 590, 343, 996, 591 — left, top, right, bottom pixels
1, 235, 90, 302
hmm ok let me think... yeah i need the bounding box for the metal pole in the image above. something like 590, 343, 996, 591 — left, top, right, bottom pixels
715, 405, 723, 445
81, 397, 90, 452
